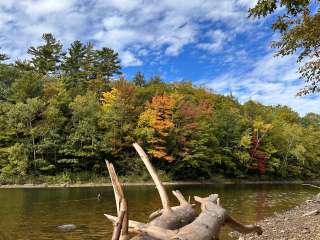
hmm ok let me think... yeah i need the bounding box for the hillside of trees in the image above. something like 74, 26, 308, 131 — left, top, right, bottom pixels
0, 33, 319, 183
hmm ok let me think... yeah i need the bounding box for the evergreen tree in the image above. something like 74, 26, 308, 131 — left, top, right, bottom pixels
148, 75, 162, 85
133, 71, 146, 87
62, 40, 86, 78
9, 71, 44, 103
0, 50, 8, 63
82, 42, 96, 80
27, 33, 63, 75
94, 47, 121, 80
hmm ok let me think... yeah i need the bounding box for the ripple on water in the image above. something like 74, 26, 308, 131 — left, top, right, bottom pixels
0, 184, 318, 240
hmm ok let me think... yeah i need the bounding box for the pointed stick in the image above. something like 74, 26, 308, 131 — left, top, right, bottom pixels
106, 160, 124, 214
105, 161, 128, 239
172, 190, 189, 205
133, 143, 171, 212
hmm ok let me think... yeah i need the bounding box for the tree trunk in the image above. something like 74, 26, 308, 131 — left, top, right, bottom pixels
105, 143, 263, 240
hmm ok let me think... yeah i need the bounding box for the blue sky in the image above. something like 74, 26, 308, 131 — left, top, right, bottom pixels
0, 0, 319, 115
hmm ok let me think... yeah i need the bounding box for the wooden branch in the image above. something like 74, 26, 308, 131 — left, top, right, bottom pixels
225, 216, 262, 235
131, 194, 228, 240
105, 214, 144, 229
302, 209, 320, 217
148, 204, 196, 220
133, 143, 171, 212
302, 184, 320, 189
106, 160, 124, 214
172, 190, 189, 205
105, 161, 129, 239
113, 194, 263, 240
111, 208, 126, 240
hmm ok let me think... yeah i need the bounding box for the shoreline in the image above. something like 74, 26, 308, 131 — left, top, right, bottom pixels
231, 195, 320, 239
1, 180, 320, 189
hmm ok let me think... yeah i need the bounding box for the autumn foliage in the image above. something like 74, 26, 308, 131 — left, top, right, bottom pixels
138, 94, 176, 161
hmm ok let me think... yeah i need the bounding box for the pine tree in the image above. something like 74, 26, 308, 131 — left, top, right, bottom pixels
62, 40, 86, 78
94, 47, 121, 80
0, 50, 8, 63
82, 42, 96, 80
148, 75, 162, 85
133, 71, 145, 87
27, 33, 63, 75
61, 40, 87, 92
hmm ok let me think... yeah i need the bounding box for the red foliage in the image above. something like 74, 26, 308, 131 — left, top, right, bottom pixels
250, 131, 268, 175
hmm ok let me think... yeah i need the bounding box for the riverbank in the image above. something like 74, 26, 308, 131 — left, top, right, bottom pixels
231, 194, 320, 240
1, 180, 320, 188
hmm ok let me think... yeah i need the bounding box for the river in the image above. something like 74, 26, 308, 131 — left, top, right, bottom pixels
0, 184, 318, 239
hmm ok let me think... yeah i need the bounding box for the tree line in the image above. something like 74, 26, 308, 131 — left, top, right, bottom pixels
0, 33, 319, 182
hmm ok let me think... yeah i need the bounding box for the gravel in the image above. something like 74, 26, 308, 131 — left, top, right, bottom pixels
230, 196, 320, 240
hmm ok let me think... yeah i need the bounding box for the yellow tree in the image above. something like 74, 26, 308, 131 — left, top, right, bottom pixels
138, 94, 176, 161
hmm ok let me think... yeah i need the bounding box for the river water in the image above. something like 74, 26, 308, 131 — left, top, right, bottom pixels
0, 184, 318, 240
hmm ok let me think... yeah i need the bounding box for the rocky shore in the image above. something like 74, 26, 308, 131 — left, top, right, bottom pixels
231, 194, 320, 240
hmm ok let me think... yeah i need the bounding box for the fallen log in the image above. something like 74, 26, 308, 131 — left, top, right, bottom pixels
106, 194, 262, 240
105, 143, 262, 240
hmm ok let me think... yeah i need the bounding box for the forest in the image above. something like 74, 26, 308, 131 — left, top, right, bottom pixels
0, 33, 320, 184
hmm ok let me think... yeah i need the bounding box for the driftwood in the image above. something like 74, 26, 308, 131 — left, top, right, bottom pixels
105, 143, 262, 240
302, 184, 320, 202
106, 161, 129, 240
132, 143, 198, 230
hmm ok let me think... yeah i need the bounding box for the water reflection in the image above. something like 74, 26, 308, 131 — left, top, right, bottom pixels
0, 184, 317, 240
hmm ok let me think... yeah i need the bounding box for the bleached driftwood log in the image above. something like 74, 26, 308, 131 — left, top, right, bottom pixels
106, 161, 129, 240
105, 143, 262, 240
106, 194, 262, 240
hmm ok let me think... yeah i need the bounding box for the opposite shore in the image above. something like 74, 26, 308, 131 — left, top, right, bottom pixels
1, 180, 320, 188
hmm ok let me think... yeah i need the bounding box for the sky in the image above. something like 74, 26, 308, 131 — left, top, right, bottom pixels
0, 0, 319, 115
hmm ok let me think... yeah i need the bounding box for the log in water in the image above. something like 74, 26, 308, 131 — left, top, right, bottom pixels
0, 184, 318, 239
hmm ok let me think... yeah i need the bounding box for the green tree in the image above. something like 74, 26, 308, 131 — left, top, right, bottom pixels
0, 143, 28, 177
0, 63, 19, 101
249, 0, 320, 95
60, 92, 101, 171
62, 40, 86, 79
27, 33, 63, 75
6, 98, 44, 169
94, 47, 121, 80
100, 79, 138, 171
302, 112, 320, 126
147, 75, 162, 85
133, 71, 146, 87
9, 71, 44, 103
0, 50, 8, 63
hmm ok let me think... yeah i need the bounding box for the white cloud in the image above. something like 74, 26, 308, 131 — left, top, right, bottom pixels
197, 30, 230, 52
103, 16, 127, 29
21, 0, 76, 15
120, 51, 142, 67
2, 0, 316, 115
205, 52, 320, 115
0, 0, 255, 63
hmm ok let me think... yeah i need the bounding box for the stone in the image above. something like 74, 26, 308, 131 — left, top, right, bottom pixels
57, 224, 76, 231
